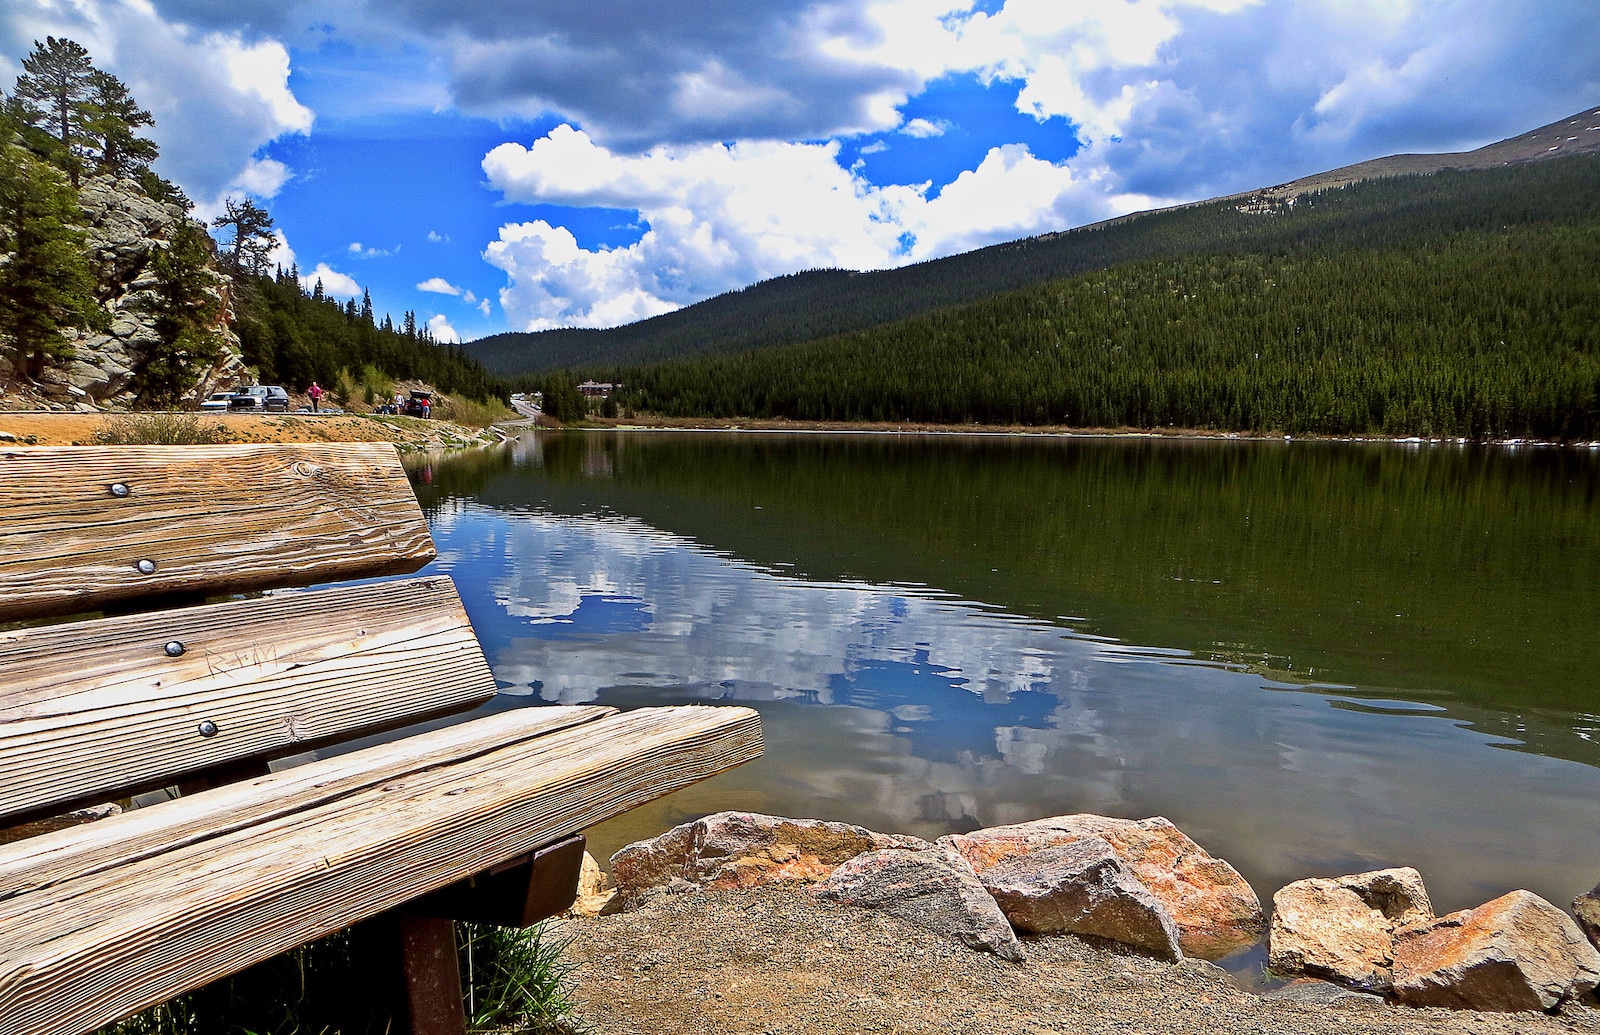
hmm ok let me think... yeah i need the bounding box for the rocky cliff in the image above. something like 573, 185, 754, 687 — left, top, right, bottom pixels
1, 174, 244, 410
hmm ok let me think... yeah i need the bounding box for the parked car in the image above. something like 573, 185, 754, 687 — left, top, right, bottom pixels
198, 391, 235, 412
227, 385, 291, 413
403, 390, 434, 419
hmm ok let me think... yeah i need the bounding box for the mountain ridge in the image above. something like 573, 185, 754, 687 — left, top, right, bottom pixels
465, 105, 1600, 377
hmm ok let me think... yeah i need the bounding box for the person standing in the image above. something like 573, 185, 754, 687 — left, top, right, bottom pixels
307, 381, 324, 412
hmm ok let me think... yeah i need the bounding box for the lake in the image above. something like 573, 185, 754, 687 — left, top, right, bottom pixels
410, 430, 1600, 968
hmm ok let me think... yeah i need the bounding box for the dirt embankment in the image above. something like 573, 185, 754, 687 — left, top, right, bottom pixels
557, 886, 1600, 1035
0, 411, 498, 452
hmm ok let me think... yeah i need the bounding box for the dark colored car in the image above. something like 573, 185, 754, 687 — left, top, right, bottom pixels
228, 385, 291, 412
403, 390, 434, 419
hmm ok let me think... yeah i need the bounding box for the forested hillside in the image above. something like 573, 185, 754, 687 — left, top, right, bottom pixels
233, 270, 506, 403
469, 108, 1600, 378
597, 159, 1600, 439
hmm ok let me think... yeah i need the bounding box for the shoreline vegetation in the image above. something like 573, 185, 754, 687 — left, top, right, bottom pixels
554, 413, 1600, 449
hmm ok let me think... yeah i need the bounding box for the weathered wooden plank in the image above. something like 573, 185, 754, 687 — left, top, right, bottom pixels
0, 705, 616, 900
0, 444, 435, 622
0, 705, 763, 1035
0, 576, 496, 823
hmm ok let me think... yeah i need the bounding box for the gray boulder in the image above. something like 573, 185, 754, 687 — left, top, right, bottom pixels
942, 814, 1263, 959
819, 847, 1025, 962
979, 836, 1182, 960
1268, 867, 1432, 992
610, 812, 929, 900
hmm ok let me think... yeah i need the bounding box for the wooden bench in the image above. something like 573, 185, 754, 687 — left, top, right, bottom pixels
0, 443, 763, 1035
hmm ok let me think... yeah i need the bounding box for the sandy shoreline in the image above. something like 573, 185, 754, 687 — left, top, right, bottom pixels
558, 886, 1600, 1035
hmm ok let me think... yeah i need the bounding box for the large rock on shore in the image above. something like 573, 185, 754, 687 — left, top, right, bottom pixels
1268, 867, 1432, 991
819, 847, 1025, 962
979, 837, 1182, 960
611, 812, 928, 900
1391, 890, 1600, 1012
941, 815, 1263, 959
1572, 882, 1600, 951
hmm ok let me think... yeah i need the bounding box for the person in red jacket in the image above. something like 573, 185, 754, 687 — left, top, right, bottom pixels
307, 381, 324, 412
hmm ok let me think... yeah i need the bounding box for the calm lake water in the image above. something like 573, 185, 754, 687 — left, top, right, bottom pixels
410, 430, 1600, 963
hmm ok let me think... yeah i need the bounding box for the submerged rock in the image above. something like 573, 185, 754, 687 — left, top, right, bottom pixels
941, 814, 1263, 959
978, 837, 1182, 960
610, 812, 928, 900
819, 847, 1025, 962
1268, 867, 1433, 991
1391, 889, 1600, 1012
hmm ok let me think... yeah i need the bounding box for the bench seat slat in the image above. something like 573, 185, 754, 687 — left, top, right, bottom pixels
0, 576, 496, 823
0, 444, 435, 622
0, 704, 763, 1035
0, 705, 616, 901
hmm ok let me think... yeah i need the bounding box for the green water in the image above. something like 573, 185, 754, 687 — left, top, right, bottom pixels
412, 431, 1600, 941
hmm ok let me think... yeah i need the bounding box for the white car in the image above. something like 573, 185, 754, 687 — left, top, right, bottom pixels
199, 391, 234, 412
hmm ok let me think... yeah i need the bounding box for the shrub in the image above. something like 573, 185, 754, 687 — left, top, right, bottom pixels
91, 412, 230, 445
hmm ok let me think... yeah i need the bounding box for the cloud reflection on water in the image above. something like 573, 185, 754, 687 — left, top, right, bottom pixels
426, 498, 1600, 918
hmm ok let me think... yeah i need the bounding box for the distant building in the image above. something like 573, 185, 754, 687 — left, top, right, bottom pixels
578, 381, 619, 399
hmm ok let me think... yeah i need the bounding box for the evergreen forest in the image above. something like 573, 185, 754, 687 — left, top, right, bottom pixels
574, 159, 1600, 438
232, 269, 506, 403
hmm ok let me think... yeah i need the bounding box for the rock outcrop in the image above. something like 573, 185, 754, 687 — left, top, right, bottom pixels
978, 837, 1182, 960
3, 173, 243, 408
1268, 867, 1432, 991
1390, 890, 1600, 1012
610, 811, 929, 901
941, 815, 1263, 959
818, 847, 1025, 962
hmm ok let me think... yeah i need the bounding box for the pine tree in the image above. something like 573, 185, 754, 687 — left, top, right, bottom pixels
86, 69, 157, 178
211, 197, 276, 274
312, 278, 324, 302
403, 310, 417, 340
0, 142, 104, 377
131, 221, 224, 405
360, 287, 374, 325
12, 37, 97, 184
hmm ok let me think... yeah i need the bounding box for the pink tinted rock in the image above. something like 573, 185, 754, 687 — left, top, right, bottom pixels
819, 847, 1025, 962
1268, 868, 1433, 991
979, 836, 1182, 960
941, 814, 1263, 959
1392, 890, 1600, 1012
610, 812, 928, 899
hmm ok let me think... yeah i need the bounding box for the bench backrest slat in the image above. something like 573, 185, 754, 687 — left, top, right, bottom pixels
0, 576, 496, 824
0, 444, 435, 623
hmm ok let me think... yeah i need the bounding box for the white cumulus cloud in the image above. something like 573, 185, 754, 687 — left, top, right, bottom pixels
427, 314, 460, 343
300, 263, 361, 298
418, 277, 464, 296
482, 123, 1160, 330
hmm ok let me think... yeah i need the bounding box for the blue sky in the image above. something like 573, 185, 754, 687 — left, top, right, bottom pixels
3, 1, 1599, 343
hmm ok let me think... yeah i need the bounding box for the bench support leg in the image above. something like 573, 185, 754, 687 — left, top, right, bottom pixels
399, 915, 468, 1035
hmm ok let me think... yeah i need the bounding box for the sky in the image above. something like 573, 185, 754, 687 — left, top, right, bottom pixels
2, 1, 1598, 344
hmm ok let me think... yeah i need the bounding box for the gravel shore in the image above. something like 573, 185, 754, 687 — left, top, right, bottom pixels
557, 886, 1600, 1035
